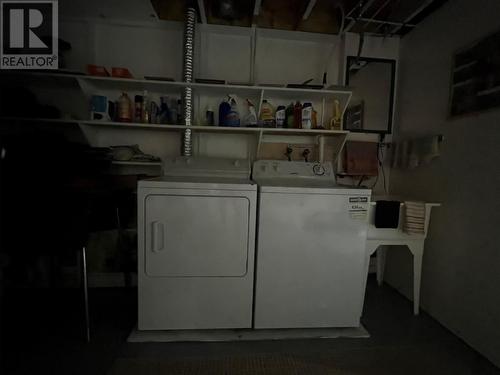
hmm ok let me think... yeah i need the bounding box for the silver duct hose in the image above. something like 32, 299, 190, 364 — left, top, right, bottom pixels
182, 7, 196, 156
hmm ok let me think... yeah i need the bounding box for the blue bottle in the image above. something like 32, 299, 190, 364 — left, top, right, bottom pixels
219, 96, 231, 126
225, 96, 240, 127
159, 96, 170, 124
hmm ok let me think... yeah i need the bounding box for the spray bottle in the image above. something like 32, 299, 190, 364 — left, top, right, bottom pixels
244, 99, 258, 127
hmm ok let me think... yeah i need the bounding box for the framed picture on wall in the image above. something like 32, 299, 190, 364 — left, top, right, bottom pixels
449, 28, 500, 117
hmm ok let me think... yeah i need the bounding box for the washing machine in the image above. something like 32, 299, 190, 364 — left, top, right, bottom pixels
252, 160, 371, 329
138, 157, 257, 330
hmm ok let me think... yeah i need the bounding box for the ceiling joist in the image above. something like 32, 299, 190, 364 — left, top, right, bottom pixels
346, 16, 415, 28
361, 0, 391, 29
150, 0, 447, 37
390, 0, 434, 34
344, 0, 378, 32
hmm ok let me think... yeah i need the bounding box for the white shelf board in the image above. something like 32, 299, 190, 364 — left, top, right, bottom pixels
79, 75, 186, 93
0, 71, 351, 98
80, 76, 351, 99
0, 117, 348, 137
81, 120, 348, 136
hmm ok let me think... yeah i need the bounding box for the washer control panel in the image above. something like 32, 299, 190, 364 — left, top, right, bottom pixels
253, 160, 334, 180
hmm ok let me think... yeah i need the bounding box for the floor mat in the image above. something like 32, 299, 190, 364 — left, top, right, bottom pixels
108, 355, 347, 375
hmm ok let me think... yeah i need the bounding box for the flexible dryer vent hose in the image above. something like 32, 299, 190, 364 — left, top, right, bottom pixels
182, 7, 196, 156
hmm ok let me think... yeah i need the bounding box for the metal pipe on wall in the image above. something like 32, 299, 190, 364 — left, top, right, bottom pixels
182, 7, 196, 156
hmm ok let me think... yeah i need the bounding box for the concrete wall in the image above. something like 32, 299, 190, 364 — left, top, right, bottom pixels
386, 0, 500, 367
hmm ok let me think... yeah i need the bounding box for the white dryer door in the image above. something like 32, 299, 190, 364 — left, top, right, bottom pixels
144, 194, 250, 277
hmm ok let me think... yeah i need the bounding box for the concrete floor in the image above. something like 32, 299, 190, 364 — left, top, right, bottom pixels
1, 276, 499, 374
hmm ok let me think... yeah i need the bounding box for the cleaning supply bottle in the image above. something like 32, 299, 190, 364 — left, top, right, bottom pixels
159, 96, 170, 124
285, 102, 294, 128
244, 99, 258, 127
275, 105, 286, 128
206, 106, 214, 126
225, 95, 240, 127
293, 101, 302, 128
219, 96, 231, 126
134, 95, 143, 122
312, 107, 318, 128
332, 99, 342, 130
117, 92, 132, 122
142, 90, 150, 123
259, 99, 275, 128
301, 102, 313, 129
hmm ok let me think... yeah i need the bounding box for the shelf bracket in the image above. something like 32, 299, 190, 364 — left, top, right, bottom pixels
333, 133, 348, 168
256, 129, 263, 159
340, 91, 353, 130
75, 77, 93, 99
257, 89, 265, 118
78, 122, 100, 146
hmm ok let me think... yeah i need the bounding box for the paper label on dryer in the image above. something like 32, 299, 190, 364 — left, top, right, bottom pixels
348, 196, 368, 220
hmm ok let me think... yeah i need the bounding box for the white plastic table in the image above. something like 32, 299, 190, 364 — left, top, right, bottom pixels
363, 197, 440, 315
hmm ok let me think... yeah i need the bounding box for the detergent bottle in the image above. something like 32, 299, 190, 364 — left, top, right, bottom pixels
218, 96, 231, 126
259, 100, 275, 128
225, 95, 240, 127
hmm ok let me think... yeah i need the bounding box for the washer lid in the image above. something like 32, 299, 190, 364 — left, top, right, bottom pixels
256, 178, 370, 195
253, 160, 370, 195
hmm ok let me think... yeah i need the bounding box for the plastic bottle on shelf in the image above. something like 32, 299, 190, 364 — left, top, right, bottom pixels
285, 102, 294, 128
206, 106, 214, 126
332, 99, 342, 130
219, 97, 231, 126
244, 99, 258, 127
134, 95, 143, 122
159, 96, 170, 124
312, 107, 318, 128
150, 101, 159, 124
301, 102, 313, 129
142, 90, 150, 123
293, 101, 302, 128
117, 92, 132, 122
259, 99, 275, 128
225, 95, 240, 127
275, 105, 286, 128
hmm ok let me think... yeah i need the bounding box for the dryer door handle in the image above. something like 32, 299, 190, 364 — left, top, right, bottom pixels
151, 221, 165, 253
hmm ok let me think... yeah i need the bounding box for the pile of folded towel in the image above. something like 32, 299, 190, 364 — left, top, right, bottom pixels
404, 201, 426, 234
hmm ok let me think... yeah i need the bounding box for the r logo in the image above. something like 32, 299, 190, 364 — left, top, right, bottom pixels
1, 1, 58, 69
9, 7, 49, 49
